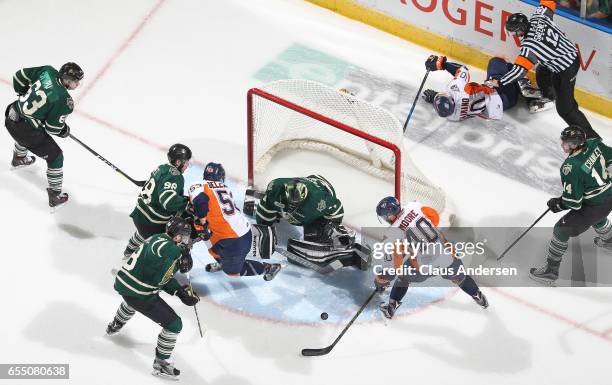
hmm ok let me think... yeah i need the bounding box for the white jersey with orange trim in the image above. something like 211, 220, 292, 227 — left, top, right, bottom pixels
445, 65, 503, 121
382, 201, 454, 270
187, 180, 250, 245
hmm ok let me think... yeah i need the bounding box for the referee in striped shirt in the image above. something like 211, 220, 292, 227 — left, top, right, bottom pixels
491, 0, 599, 139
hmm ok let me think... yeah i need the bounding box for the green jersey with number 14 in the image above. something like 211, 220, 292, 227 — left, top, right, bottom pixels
131, 164, 188, 226
13, 66, 73, 136
560, 138, 612, 210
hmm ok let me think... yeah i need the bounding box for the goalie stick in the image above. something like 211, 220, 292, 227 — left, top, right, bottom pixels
302, 289, 378, 356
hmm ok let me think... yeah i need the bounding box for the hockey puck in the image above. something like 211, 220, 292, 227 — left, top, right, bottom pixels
320, 312, 328, 320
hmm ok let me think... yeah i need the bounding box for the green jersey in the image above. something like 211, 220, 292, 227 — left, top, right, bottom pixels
13, 66, 73, 136
256, 175, 344, 226
560, 138, 612, 210
114, 233, 182, 300
131, 164, 188, 225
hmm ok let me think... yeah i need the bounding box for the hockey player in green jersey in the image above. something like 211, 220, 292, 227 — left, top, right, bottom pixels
246, 175, 370, 273
123, 144, 191, 259
530, 126, 612, 284
107, 216, 199, 380
4, 62, 83, 209
256, 175, 344, 229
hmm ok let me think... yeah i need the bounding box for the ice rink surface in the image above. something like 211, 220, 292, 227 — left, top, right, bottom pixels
0, 0, 611, 384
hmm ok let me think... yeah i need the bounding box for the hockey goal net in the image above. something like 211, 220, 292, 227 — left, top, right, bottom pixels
247, 79, 453, 223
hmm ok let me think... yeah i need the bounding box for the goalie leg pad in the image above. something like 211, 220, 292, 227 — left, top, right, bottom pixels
250, 224, 276, 259
286, 238, 371, 272
304, 220, 356, 248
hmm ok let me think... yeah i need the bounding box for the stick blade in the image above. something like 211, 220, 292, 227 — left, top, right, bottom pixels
301, 346, 332, 356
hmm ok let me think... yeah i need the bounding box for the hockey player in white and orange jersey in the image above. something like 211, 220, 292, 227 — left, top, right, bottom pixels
373, 197, 489, 319
187, 162, 281, 281
421, 55, 550, 121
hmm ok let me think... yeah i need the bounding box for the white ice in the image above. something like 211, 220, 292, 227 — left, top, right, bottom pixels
0, 0, 611, 384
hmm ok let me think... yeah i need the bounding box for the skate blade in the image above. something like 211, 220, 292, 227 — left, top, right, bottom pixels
521, 89, 543, 98
152, 369, 179, 381
10, 164, 34, 171
528, 273, 557, 286
49, 202, 68, 214
529, 103, 555, 114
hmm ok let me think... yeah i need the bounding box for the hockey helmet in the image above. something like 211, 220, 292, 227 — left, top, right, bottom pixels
59, 62, 84, 82
167, 143, 192, 171
203, 162, 226, 182
376, 196, 402, 224
285, 179, 308, 212
505, 13, 529, 34
560, 125, 586, 150
166, 216, 191, 240
433, 93, 455, 118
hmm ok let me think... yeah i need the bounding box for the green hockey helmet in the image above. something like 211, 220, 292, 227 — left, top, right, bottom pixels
285, 179, 308, 212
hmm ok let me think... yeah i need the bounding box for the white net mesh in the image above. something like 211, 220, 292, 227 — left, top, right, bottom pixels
249, 79, 450, 218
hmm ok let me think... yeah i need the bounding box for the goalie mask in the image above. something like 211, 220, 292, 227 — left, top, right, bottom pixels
285, 179, 308, 213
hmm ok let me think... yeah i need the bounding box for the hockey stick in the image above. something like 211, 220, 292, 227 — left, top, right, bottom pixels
302, 289, 378, 356
402, 70, 430, 133
69, 133, 146, 187
497, 208, 551, 261
186, 272, 204, 338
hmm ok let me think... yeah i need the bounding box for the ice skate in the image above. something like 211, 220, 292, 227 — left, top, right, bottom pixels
379, 299, 401, 319
106, 319, 124, 336
528, 97, 555, 113
152, 357, 180, 380
47, 188, 69, 211
472, 291, 489, 309
11, 153, 35, 170
205, 261, 223, 273
529, 260, 559, 285
263, 263, 281, 281
517, 78, 543, 98
594, 236, 612, 251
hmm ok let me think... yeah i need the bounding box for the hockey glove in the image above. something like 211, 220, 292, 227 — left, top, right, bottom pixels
422, 89, 437, 104
178, 249, 193, 273
176, 285, 199, 306
375, 275, 391, 292
425, 55, 446, 72
57, 124, 71, 138
547, 197, 566, 213
193, 222, 212, 241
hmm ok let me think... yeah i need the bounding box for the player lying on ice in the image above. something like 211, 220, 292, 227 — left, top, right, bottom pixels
187, 162, 281, 281
243, 175, 371, 274
107, 216, 199, 380
374, 197, 489, 319
421, 55, 552, 121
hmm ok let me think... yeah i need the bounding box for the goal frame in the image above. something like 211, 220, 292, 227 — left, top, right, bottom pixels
246, 87, 403, 200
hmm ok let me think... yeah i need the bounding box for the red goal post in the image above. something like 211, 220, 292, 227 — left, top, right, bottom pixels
247, 87, 402, 200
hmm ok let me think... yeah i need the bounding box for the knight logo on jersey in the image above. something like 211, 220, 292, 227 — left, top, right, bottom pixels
562, 163, 572, 175
317, 199, 326, 212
